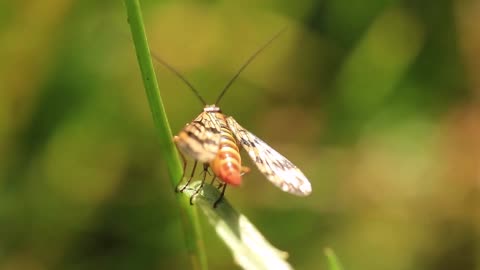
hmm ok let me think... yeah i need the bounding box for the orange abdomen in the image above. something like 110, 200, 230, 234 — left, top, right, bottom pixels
210, 130, 242, 186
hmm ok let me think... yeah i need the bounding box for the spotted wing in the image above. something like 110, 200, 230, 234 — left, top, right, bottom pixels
175, 112, 221, 163
226, 117, 312, 196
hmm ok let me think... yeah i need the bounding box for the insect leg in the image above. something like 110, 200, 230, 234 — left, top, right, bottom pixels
214, 183, 227, 208
210, 174, 217, 185
189, 163, 209, 205
209, 174, 225, 189
200, 165, 212, 176
179, 160, 198, 192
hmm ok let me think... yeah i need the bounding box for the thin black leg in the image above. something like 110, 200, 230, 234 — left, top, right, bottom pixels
213, 184, 227, 208
210, 175, 217, 185
190, 163, 209, 205
179, 160, 198, 192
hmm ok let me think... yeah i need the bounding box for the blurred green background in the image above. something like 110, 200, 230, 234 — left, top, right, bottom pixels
1, 1, 479, 269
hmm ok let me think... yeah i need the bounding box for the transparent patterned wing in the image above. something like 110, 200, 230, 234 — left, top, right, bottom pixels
226, 117, 312, 196
175, 112, 221, 163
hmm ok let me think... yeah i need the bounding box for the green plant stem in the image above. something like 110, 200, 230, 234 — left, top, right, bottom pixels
123, 1, 208, 269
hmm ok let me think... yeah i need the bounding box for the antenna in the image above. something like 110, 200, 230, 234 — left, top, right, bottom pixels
150, 51, 207, 106
214, 27, 287, 105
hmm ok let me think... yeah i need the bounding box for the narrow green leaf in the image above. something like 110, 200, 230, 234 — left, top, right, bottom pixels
184, 181, 293, 270
122, 1, 208, 269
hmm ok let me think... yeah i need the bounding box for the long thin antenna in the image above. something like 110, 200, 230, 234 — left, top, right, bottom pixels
214, 27, 287, 105
150, 51, 207, 106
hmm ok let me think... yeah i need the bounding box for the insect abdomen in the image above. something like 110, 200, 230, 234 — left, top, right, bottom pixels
210, 124, 242, 186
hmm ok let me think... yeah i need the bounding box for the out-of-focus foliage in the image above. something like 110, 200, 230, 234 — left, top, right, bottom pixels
0, 1, 478, 270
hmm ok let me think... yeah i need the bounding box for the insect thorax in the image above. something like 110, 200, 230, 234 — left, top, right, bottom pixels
204, 105, 221, 113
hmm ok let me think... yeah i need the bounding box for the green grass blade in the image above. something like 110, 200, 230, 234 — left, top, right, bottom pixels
325, 248, 343, 270
122, 1, 208, 269
184, 181, 293, 270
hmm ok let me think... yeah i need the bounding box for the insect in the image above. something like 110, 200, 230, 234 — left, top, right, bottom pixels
153, 29, 312, 207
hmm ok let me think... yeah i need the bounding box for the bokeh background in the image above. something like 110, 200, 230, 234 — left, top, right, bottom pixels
1, 1, 479, 269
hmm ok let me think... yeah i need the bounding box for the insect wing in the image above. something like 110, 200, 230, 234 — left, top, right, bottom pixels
226, 117, 312, 196
175, 112, 221, 163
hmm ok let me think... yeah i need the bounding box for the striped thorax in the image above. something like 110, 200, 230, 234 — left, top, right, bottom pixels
175, 106, 244, 186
